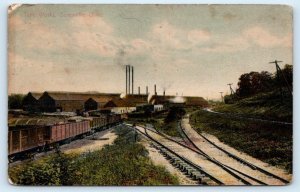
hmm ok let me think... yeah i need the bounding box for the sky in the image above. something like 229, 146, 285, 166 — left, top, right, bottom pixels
8, 4, 293, 99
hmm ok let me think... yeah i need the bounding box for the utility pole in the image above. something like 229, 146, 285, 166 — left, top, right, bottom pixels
227, 83, 234, 95
269, 60, 292, 96
219, 92, 223, 102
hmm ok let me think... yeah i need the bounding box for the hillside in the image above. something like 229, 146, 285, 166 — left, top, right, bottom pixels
215, 89, 292, 123
190, 89, 292, 173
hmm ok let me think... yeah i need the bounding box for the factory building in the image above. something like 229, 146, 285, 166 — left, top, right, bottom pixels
38, 91, 121, 113
84, 96, 119, 111
22, 92, 43, 111
149, 95, 174, 105
124, 94, 149, 107
104, 98, 136, 114
184, 96, 209, 107
149, 95, 208, 108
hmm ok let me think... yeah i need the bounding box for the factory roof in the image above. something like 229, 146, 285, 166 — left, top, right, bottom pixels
184, 96, 208, 106
104, 98, 135, 108
42, 91, 121, 101
85, 96, 116, 104
124, 94, 148, 106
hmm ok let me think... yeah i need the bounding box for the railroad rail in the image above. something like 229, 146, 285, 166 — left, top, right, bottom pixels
132, 121, 291, 185
144, 125, 263, 185
127, 124, 267, 185
125, 124, 223, 185
178, 116, 290, 185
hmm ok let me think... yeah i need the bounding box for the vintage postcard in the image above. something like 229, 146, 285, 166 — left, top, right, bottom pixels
8, 4, 292, 185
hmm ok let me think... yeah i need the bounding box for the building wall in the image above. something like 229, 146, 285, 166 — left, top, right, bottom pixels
84, 99, 98, 111
111, 107, 136, 114
39, 94, 56, 112
154, 104, 164, 112
55, 100, 84, 113
22, 94, 39, 111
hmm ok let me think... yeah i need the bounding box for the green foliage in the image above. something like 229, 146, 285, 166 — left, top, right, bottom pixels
224, 95, 235, 104
190, 110, 292, 173
236, 71, 274, 97
224, 65, 293, 101
9, 126, 179, 186
8, 94, 25, 109
9, 152, 78, 185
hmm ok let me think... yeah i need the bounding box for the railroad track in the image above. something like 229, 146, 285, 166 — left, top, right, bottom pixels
125, 124, 223, 185
178, 115, 290, 185
126, 124, 266, 185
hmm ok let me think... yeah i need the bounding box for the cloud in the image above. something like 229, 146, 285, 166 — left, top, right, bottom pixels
200, 26, 292, 53
188, 29, 211, 44
151, 21, 182, 49
243, 26, 292, 48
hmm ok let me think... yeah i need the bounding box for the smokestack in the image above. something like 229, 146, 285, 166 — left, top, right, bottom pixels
128, 65, 131, 95
154, 84, 157, 95
163, 90, 165, 96
138, 86, 140, 95
146, 86, 148, 95
132, 66, 134, 94
125, 65, 128, 95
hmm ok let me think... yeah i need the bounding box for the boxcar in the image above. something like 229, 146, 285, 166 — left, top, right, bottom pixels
8, 125, 51, 157
8, 117, 91, 160
49, 120, 90, 143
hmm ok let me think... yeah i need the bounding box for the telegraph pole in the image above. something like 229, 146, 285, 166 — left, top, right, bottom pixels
219, 92, 223, 102
227, 83, 234, 95
269, 60, 292, 96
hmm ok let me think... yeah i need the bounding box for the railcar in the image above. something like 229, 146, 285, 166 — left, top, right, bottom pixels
8, 113, 121, 162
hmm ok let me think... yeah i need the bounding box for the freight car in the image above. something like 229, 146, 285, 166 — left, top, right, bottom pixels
8, 114, 121, 162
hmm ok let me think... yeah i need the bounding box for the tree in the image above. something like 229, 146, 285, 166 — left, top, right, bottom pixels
236, 71, 273, 98
8, 94, 24, 109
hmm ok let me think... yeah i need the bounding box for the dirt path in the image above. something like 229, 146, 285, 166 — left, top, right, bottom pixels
61, 128, 118, 154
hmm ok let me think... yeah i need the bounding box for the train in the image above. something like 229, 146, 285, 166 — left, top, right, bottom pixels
8, 113, 122, 162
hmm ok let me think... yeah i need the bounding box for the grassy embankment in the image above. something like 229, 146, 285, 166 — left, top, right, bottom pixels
9, 126, 179, 185
190, 90, 292, 173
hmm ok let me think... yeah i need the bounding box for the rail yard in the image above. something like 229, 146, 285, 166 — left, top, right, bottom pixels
8, 64, 292, 186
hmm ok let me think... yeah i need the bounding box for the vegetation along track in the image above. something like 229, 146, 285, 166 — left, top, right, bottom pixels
126, 123, 264, 185
179, 114, 290, 185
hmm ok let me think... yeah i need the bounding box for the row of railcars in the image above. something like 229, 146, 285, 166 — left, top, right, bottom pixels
8, 114, 121, 161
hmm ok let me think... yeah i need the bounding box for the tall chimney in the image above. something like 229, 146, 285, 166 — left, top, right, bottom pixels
125, 65, 128, 95
132, 66, 134, 94
163, 90, 165, 96
128, 65, 131, 94
146, 86, 148, 95
138, 86, 140, 95
154, 84, 157, 95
